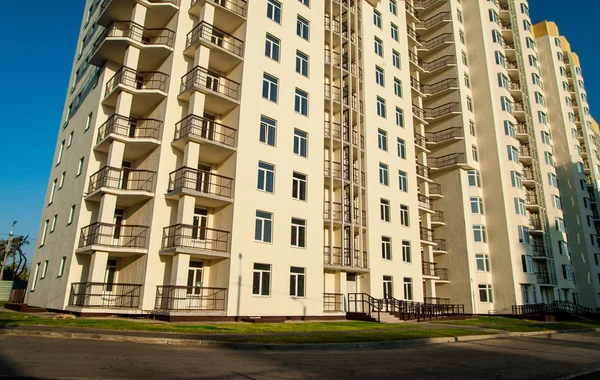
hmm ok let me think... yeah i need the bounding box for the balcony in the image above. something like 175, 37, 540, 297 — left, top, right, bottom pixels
424, 102, 461, 121
77, 223, 149, 254
90, 21, 175, 71
421, 55, 456, 75
418, 33, 454, 54
433, 238, 448, 253
407, 27, 421, 46
160, 224, 230, 259
431, 211, 445, 227
324, 49, 363, 79
323, 246, 368, 270
324, 84, 363, 114
429, 183, 443, 199
428, 153, 468, 171
98, 0, 180, 29
95, 115, 161, 160
522, 168, 540, 186
416, 162, 430, 180
525, 192, 541, 210
414, 0, 445, 11
529, 217, 544, 233
532, 244, 551, 259
103, 67, 169, 115
418, 194, 433, 212
408, 51, 423, 70
414, 132, 428, 151
324, 160, 342, 181
179, 66, 240, 113
324, 121, 364, 149
86, 166, 156, 206
184, 22, 244, 72
412, 104, 426, 123
173, 115, 236, 163
426, 127, 464, 146
324, 246, 343, 266
166, 167, 234, 207
422, 78, 459, 97
189, 0, 247, 33
416, 11, 451, 31
154, 286, 227, 311
323, 201, 343, 223
68, 283, 142, 310
422, 261, 448, 281
535, 272, 556, 286
405, 1, 419, 21
420, 227, 435, 244
519, 146, 534, 165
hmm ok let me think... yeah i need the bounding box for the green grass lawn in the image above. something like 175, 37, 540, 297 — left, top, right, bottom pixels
436, 316, 600, 332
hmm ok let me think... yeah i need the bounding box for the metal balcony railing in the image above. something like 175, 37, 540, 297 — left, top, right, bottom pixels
78, 223, 148, 249
432, 211, 444, 223
175, 114, 236, 147
191, 0, 247, 18
97, 114, 162, 143
414, 132, 428, 148
422, 78, 458, 95
101, 0, 180, 9
323, 293, 344, 312
155, 286, 227, 311
161, 224, 230, 253
420, 227, 434, 242
416, 162, 429, 178
186, 21, 244, 56
418, 194, 432, 210
94, 21, 175, 50
180, 66, 240, 100
430, 183, 442, 196
428, 153, 466, 169
68, 282, 142, 309
417, 11, 451, 29
323, 201, 343, 222
324, 246, 343, 266
426, 127, 463, 143
421, 33, 453, 50
105, 67, 169, 96
412, 104, 425, 119
408, 51, 422, 67
407, 27, 420, 42
422, 55, 456, 72
88, 167, 156, 193
425, 102, 461, 119
168, 167, 233, 198
433, 238, 447, 251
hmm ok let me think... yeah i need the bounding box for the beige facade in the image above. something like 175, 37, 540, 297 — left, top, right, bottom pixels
26, 0, 599, 318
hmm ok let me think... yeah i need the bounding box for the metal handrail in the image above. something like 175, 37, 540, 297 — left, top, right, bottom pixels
168, 167, 233, 198
78, 223, 148, 249
186, 21, 244, 56
191, 0, 247, 18
97, 114, 161, 142
88, 166, 156, 193
175, 114, 236, 147
180, 66, 240, 100
155, 286, 227, 311
68, 282, 142, 309
105, 66, 169, 96
161, 224, 230, 252
94, 21, 175, 51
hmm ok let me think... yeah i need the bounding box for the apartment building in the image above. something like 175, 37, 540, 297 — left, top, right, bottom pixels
26, 0, 598, 320
534, 21, 600, 309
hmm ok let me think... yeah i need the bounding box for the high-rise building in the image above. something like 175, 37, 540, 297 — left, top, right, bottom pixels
26, 0, 599, 320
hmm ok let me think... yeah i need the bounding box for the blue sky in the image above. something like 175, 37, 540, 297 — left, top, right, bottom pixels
0, 1, 597, 265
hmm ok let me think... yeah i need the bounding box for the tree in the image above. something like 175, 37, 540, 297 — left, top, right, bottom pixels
0, 235, 30, 281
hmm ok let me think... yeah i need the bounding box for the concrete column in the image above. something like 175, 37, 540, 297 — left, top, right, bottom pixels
189, 91, 207, 117
183, 140, 200, 168
98, 194, 117, 224
131, 3, 148, 26
88, 251, 109, 283
107, 140, 126, 168
123, 46, 141, 70
194, 45, 211, 68
424, 279, 436, 300
200, 3, 216, 27
115, 91, 134, 117
170, 254, 190, 286
177, 196, 197, 225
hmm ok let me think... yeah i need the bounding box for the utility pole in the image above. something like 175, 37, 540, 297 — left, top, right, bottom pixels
1, 221, 17, 281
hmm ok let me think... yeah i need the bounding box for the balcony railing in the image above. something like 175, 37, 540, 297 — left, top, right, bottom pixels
421, 33, 453, 50
102, 0, 180, 6
191, 0, 247, 18
168, 167, 233, 198
161, 224, 230, 252
416, 162, 429, 178
175, 114, 236, 147
97, 114, 162, 143
88, 167, 156, 193
422, 55, 456, 72
424, 297, 450, 305
324, 161, 342, 178
324, 49, 363, 78
417, 11, 451, 29
180, 66, 240, 100
418, 194, 432, 210
532, 244, 550, 258
414, 132, 428, 148
94, 21, 175, 50
425, 102, 460, 119
420, 227, 434, 242
432, 211, 444, 223
422, 261, 448, 280
407, 27, 420, 42
412, 104, 425, 119
323, 293, 344, 312
78, 223, 148, 249
430, 183, 442, 196
426, 127, 463, 143
433, 238, 447, 251
428, 153, 466, 169
105, 67, 169, 96
526, 193, 539, 206
155, 286, 227, 311
186, 21, 244, 56
522, 168, 539, 182
68, 282, 142, 309
324, 246, 344, 265
324, 201, 343, 223
408, 51, 422, 67
530, 217, 544, 231
422, 78, 458, 95
535, 272, 556, 285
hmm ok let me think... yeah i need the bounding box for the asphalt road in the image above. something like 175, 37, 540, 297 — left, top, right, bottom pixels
0, 332, 599, 379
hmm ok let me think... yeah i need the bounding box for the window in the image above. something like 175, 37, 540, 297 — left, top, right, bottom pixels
472, 145, 479, 162
473, 225, 487, 243
57, 140, 65, 165
383, 276, 393, 298
392, 50, 400, 68
67, 205, 76, 225
398, 170, 407, 191
299, 0, 309, 6
375, 66, 385, 86
377, 97, 386, 117
289, 267, 305, 297
31, 263, 40, 291
296, 51, 309, 76
522, 255, 534, 273
292, 172, 307, 201
548, 173, 558, 188
59, 172, 65, 189
380, 198, 390, 222
390, 0, 397, 15
41, 260, 48, 279
504, 120, 515, 138
468, 170, 481, 187
532, 73, 542, 87
515, 198, 526, 216
495, 51, 506, 67
467, 97, 473, 112
402, 241, 411, 263
296, 16, 309, 40
556, 217, 565, 232
535, 92, 546, 106
381, 236, 392, 260
559, 241, 569, 256
267, 0, 281, 23
462, 51, 468, 66
595, 253, 600, 265
562, 265, 574, 281
400, 205, 409, 227
457, 9, 463, 23
470, 120, 476, 136
476, 254, 490, 272
395, 107, 404, 127
397, 138, 406, 159
379, 163, 389, 185
85, 112, 93, 131
518, 225, 530, 244
501, 97, 513, 113
391, 23, 399, 41
464, 73, 471, 88
470, 197, 484, 214
67, 131, 74, 148
58, 257, 66, 277
393, 78, 402, 97
511, 171, 522, 188
521, 3, 529, 15
492, 30, 503, 44
291, 218, 306, 248
255, 211, 273, 243
260, 116, 276, 146
538, 111, 548, 125
262, 73, 278, 102
489, 9, 499, 23
40, 220, 49, 247
252, 263, 271, 296
479, 284, 493, 303
49, 179, 57, 205
265, 34, 280, 61
403, 278, 413, 300
507, 145, 519, 162
373, 10, 382, 28
293, 129, 308, 157
374, 37, 383, 56
544, 152, 554, 166
294, 88, 308, 115
459, 30, 465, 44
257, 162, 275, 193
378, 129, 388, 151
541, 131, 551, 145
50, 215, 57, 233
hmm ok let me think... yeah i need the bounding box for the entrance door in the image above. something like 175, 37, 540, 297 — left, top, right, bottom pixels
383, 276, 393, 299
104, 259, 117, 291
128, 118, 137, 138
121, 161, 131, 190
191, 208, 208, 249
113, 209, 124, 246
186, 262, 204, 308
196, 163, 212, 194
346, 273, 357, 294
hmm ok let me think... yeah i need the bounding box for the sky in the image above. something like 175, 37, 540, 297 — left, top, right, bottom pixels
0, 0, 598, 265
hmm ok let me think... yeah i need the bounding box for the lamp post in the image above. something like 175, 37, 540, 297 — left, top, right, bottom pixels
1, 221, 17, 281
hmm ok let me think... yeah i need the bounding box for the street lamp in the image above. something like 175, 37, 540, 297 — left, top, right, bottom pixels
1, 221, 17, 281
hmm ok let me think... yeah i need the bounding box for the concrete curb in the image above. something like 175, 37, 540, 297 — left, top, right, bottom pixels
0, 327, 598, 351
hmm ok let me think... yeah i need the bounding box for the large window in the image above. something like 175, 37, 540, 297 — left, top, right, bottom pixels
289, 267, 305, 297
267, 0, 282, 23
378, 129, 388, 151
252, 263, 271, 296
374, 37, 383, 56
379, 163, 389, 185
375, 66, 385, 86
470, 197, 484, 214
383, 276, 393, 298
380, 198, 390, 222
292, 172, 307, 201
262, 73, 278, 102
381, 236, 392, 260
291, 218, 306, 248
257, 162, 275, 193
476, 254, 490, 272
296, 51, 309, 76
265, 34, 280, 61
296, 16, 309, 40
473, 225, 487, 243
255, 211, 273, 243
397, 138, 406, 159
478, 284, 493, 303
398, 170, 407, 192
402, 240, 411, 263
400, 205, 409, 227
295, 89, 309, 115
467, 170, 481, 187
260, 116, 276, 146
403, 278, 413, 300
293, 129, 308, 157
377, 97, 386, 117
